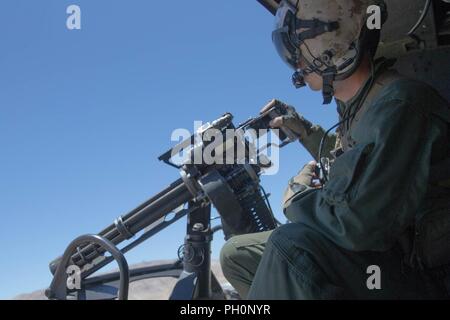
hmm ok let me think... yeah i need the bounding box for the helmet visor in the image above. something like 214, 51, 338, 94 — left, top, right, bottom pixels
272, 1, 302, 70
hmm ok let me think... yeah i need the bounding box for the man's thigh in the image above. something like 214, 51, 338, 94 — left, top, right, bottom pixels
248, 223, 437, 299
220, 230, 272, 298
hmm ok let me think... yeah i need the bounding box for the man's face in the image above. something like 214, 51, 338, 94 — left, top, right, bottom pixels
298, 58, 323, 91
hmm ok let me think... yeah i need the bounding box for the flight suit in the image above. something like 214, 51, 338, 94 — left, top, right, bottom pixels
220, 59, 450, 299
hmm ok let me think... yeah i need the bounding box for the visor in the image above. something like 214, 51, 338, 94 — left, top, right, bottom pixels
272, 1, 340, 73
271, 1, 302, 70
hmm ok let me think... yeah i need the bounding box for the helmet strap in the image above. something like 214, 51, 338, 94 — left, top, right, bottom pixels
322, 67, 336, 105
295, 19, 339, 42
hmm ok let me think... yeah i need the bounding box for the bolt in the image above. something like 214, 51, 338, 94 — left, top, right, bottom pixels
192, 223, 204, 232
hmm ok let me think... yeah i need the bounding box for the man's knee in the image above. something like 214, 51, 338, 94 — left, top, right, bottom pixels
220, 231, 271, 278
220, 232, 271, 299
268, 223, 326, 255
249, 224, 345, 299
220, 238, 239, 278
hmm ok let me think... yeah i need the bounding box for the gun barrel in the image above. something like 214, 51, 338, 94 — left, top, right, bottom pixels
50, 178, 192, 274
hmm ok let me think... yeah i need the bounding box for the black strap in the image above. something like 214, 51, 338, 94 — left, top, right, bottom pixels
296, 19, 339, 41
322, 68, 336, 105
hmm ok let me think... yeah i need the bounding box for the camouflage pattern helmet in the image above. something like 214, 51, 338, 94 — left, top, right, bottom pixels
272, 0, 387, 104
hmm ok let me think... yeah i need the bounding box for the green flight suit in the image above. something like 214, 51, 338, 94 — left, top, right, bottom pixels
299, 120, 339, 161
220, 59, 450, 299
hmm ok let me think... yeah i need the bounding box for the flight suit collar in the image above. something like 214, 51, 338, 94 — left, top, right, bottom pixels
336, 58, 395, 119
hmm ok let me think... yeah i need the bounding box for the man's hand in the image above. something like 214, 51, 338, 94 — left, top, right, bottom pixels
260, 99, 314, 140
282, 161, 321, 210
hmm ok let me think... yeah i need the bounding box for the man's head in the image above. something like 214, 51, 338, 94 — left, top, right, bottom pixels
272, 0, 387, 104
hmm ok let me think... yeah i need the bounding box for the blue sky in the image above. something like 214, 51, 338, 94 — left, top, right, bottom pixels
0, 0, 338, 299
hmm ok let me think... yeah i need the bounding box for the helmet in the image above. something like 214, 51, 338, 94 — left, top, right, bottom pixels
272, 0, 387, 104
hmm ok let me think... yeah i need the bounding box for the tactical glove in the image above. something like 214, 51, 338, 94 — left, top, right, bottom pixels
282, 161, 320, 210
260, 99, 314, 141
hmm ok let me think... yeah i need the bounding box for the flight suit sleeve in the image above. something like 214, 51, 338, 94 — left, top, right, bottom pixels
299, 125, 338, 161
284, 97, 443, 252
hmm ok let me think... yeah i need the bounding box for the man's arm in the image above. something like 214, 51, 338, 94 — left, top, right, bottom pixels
284, 95, 445, 252
261, 99, 338, 161
299, 124, 337, 161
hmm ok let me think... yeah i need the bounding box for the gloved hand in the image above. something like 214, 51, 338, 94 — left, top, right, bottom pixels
282, 161, 321, 210
260, 99, 314, 140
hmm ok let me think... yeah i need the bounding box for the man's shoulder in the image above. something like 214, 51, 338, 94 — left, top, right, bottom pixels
372, 74, 449, 118
379, 75, 446, 104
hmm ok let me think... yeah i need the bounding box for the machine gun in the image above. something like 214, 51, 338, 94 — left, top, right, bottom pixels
45, 101, 298, 300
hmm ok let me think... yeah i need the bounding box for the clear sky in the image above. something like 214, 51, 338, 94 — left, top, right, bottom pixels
0, 0, 338, 299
